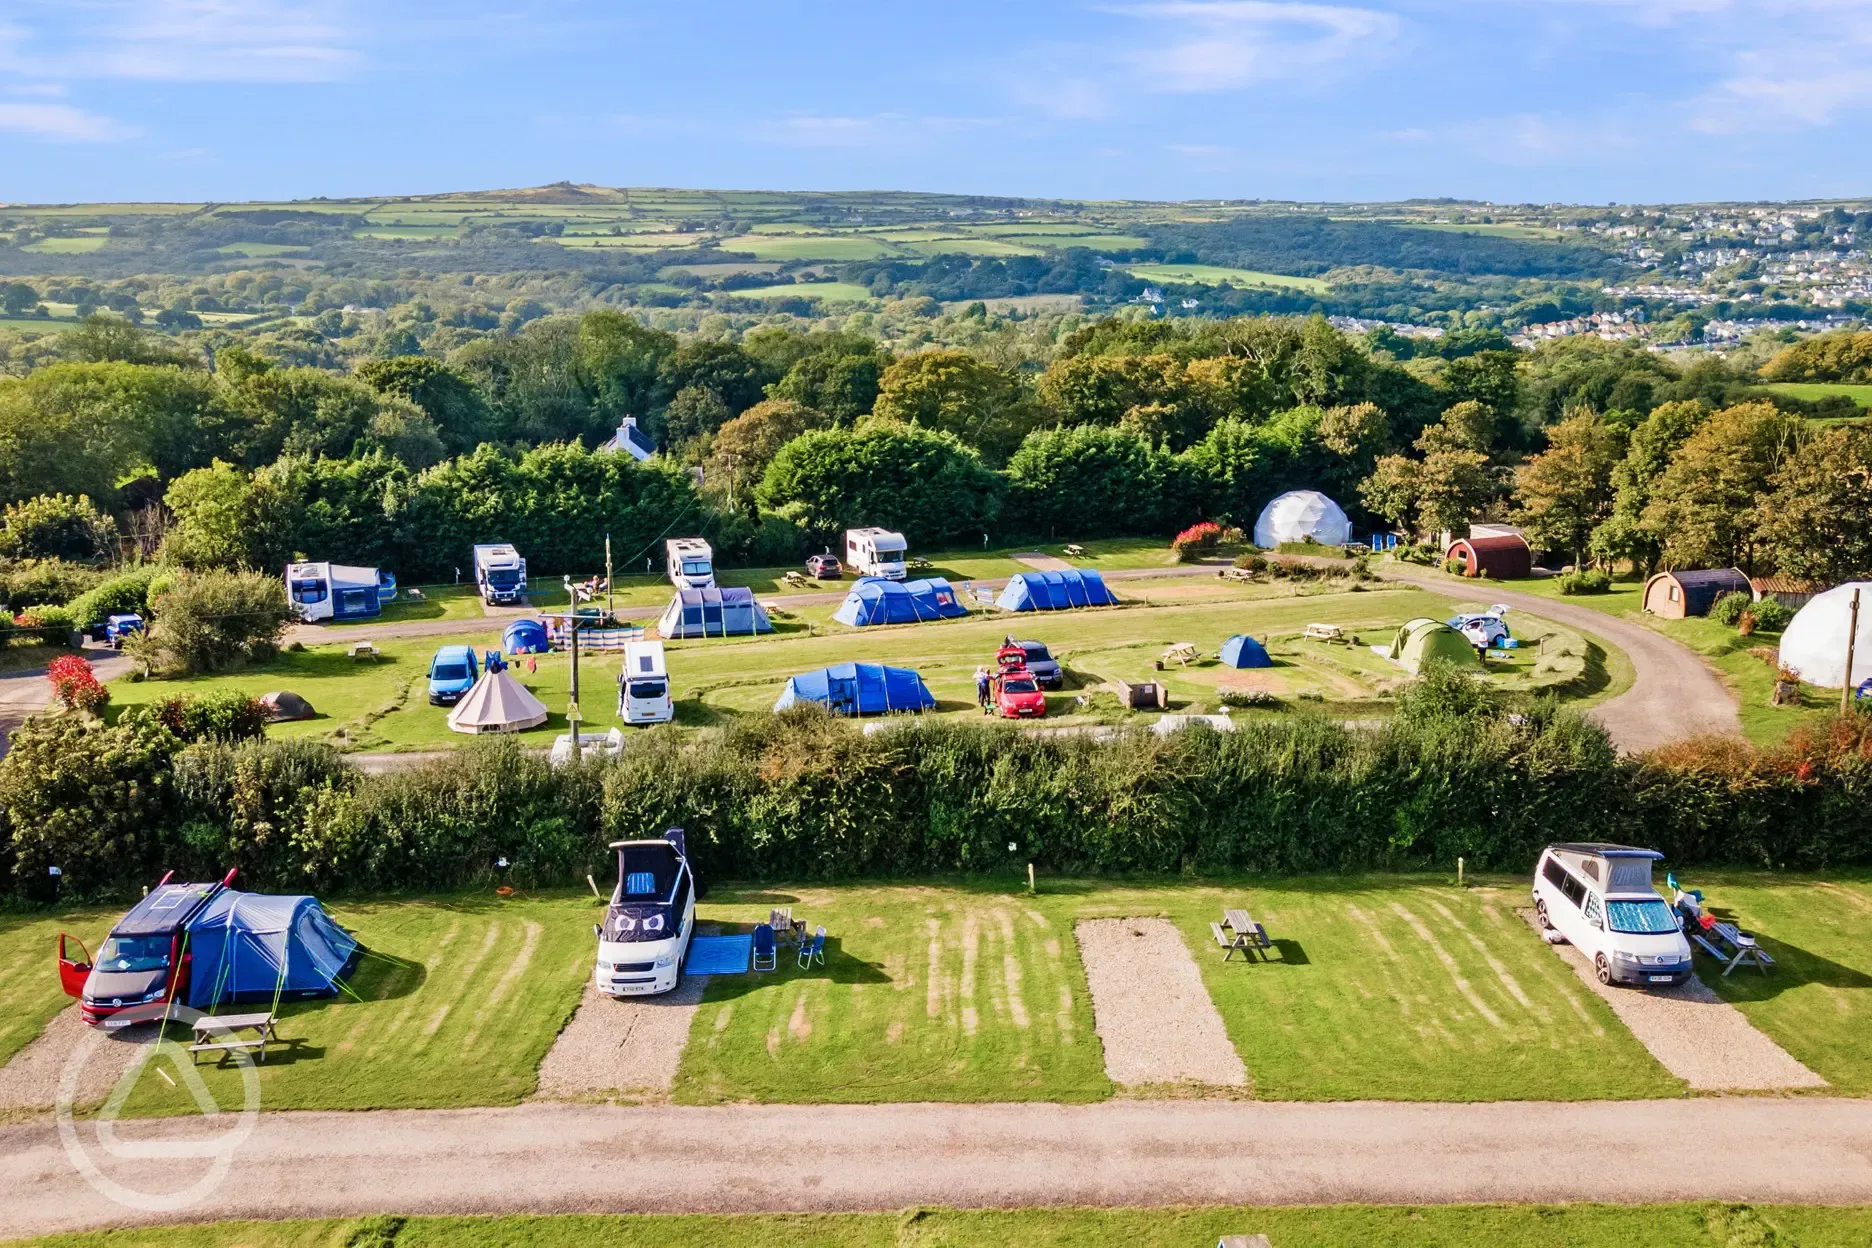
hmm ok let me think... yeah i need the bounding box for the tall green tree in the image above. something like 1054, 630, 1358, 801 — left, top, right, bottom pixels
1640, 401, 1803, 571
1513, 411, 1627, 565
1006, 425, 1184, 538
356, 356, 493, 454
758, 424, 1000, 545
1589, 400, 1707, 573
1756, 425, 1872, 584
872, 350, 1035, 462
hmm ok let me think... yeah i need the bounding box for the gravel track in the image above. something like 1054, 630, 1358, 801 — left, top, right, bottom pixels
1076, 918, 1246, 1089
0, 1009, 156, 1112
1520, 910, 1825, 1090
534, 979, 706, 1099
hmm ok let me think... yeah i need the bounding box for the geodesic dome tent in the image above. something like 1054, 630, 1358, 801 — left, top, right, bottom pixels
1253, 490, 1352, 549
1778, 581, 1872, 689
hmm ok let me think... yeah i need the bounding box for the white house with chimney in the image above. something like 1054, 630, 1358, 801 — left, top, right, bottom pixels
600, 416, 657, 462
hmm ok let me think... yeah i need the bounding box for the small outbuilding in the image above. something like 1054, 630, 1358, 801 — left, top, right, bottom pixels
1218, 635, 1272, 668
1642, 568, 1750, 619
1778, 581, 1872, 689
773, 663, 936, 715
1751, 576, 1825, 611
657, 587, 772, 638
258, 690, 315, 722
1378, 618, 1483, 675
1445, 533, 1532, 580
182, 891, 359, 1010
1253, 490, 1352, 549
503, 619, 551, 654
447, 669, 550, 734
995, 569, 1119, 612
832, 576, 968, 627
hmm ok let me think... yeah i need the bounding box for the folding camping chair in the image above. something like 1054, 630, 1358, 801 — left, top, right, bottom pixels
797, 926, 826, 970
752, 923, 778, 971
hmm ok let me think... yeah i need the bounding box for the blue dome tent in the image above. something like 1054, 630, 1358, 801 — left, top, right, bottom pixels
503, 619, 550, 653
658, 587, 773, 638
1219, 635, 1271, 668
832, 577, 968, 627
183, 891, 359, 1010
773, 663, 936, 715
995, 570, 1118, 612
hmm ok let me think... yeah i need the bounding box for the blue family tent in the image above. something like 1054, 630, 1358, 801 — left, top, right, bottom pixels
182, 891, 359, 1010
773, 663, 937, 715
832, 577, 968, 627
503, 619, 550, 654
1219, 635, 1272, 668
995, 569, 1119, 612
658, 587, 773, 638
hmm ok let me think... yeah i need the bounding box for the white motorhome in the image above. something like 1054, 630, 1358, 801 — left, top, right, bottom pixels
844, 527, 908, 581
1533, 843, 1692, 987
665, 538, 715, 590
617, 640, 674, 725
593, 831, 696, 996
472, 543, 528, 606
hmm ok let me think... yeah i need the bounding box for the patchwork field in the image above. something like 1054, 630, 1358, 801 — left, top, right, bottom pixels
1122, 262, 1330, 293
103, 894, 593, 1115
18, 1204, 1872, 1248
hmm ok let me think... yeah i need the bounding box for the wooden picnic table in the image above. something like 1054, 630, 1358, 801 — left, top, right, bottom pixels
1689, 919, 1775, 976
347, 641, 381, 661
189, 1011, 278, 1064
1063, 544, 1087, 558
1213, 908, 1272, 961
1161, 642, 1199, 666
1302, 623, 1345, 643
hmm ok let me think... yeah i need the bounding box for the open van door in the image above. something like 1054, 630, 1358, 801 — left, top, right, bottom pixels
57, 933, 92, 998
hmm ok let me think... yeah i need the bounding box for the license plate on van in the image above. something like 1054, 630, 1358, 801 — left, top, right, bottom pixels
1648, 974, 1675, 983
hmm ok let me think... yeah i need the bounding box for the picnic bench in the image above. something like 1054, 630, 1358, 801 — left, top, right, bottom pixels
1689, 918, 1776, 976
1302, 623, 1345, 643
1212, 908, 1273, 962
189, 1011, 278, 1064
1161, 642, 1199, 666
907, 556, 933, 572
1063, 544, 1087, 558
1218, 567, 1256, 582
347, 641, 381, 661
782, 570, 813, 589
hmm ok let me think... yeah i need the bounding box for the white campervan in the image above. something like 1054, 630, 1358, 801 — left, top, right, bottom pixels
593, 832, 696, 997
844, 527, 908, 581
617, 640, 674, 725
665, 538, 715, 590
1533, 843, 1693, 987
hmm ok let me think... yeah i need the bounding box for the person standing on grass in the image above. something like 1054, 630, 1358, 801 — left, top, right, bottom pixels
975, 665, 990, 710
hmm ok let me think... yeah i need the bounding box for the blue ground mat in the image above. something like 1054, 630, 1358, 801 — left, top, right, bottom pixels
685, 934, 752, 975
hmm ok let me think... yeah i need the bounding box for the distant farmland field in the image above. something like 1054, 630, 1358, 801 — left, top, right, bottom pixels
719, 234, 903, 261
1763, 381, 1872, 408
1123, 262, 1328, 293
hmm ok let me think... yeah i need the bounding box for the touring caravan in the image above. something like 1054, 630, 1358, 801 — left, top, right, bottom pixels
665, 538, 716, 590
617, 640, 674, 725
286, 562, 395, 623
844, 527, 908, 581
593, 830, 696, 996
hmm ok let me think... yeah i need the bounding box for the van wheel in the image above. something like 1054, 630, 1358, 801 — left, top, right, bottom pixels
1594, 954, 1613, 986
1535, 900, 1551, 930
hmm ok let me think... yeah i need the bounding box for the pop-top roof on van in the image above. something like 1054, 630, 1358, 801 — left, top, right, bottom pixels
1548, 843, 1663, 860
625, 641, 665, 676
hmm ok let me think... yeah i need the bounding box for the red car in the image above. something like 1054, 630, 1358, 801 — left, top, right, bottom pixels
806, 554, 842, 579
994, 667, 1048, 718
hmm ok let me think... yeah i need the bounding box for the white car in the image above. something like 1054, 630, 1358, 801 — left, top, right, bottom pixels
1448, 605, 1512, 649
593, 831, 696, 996
1533, 843, 1692, 987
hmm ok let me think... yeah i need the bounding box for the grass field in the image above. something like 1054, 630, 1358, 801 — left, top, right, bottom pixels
20, 237, 108, 254
675, 884, 1111, 1105
719, 234, 901, 261
0, 315, 78, 333
214, 242, 310, 257
1761, 381, 1872, 409
0, 907, 114, 1066
1122, 263, 1329, 293
1397, 221, 1568, 240
104, 893, 593, 1116
105, 580, 1599, 749
23, 1204, 1872, 1247
717, 282, 874, 302
1686, 872, 1872, 1093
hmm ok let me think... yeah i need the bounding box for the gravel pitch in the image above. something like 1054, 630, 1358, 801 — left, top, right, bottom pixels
534, 978, 706, 1099
1520, 910, 1825, 1091
0, 1007, 157, 1112
1076, 918, 1246, 1089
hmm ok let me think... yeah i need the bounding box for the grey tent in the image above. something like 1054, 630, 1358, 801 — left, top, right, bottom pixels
259, 691, 315, 722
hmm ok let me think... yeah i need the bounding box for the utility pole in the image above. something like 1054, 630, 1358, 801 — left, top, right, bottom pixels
568, 619, 582, 763
1844, 587, 1863, 714
605, 533, 614, 621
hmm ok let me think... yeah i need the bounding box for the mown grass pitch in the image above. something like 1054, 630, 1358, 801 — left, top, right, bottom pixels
19, 1204, 1872, 1248
0, 907, 115, 1066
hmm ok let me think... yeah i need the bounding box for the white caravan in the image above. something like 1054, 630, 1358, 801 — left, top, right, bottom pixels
665, 538, 716, 590
1533, 843, 1692, 987
617, 640, 674, 725
593, 830, 696, 996
844, 527, 908, 580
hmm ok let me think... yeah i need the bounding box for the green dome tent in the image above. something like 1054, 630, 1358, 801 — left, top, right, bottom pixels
1379, 618, 1481, 675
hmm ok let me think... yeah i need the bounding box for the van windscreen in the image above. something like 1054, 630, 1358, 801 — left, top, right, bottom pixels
1608, 899, 1678, 934
432, 663, 469, 681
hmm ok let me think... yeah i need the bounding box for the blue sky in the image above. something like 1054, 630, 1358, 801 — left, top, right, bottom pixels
0, 1, 1867, 205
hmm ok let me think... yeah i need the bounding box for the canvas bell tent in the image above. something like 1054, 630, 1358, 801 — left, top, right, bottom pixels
833, 577, 968, 626
995, 570, 1118, 612
773, 663, 936, 715
185, 892, 359, 1009
1253, 490, 1352, 549
1219, 635, 1272, 668
657, 587, 772, 638
447, 669, 550, 734
1778, 581, 1872, 689
1377, 618, 1482, 675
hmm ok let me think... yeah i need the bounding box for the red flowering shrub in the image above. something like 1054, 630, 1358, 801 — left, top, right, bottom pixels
1171, 521, 1224, 562
46, 654, 108, 714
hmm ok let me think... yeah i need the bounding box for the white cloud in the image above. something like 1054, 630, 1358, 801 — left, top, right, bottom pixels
73, 0, 358, 84
1106, 0, 1401, 92
0, 102, 131, 141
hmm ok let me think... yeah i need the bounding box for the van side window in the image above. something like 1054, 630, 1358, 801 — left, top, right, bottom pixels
1583, 895, 1602, 926
1542, 858, 1569, 892
1580, 859, 1600, 883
